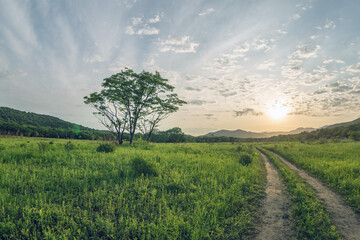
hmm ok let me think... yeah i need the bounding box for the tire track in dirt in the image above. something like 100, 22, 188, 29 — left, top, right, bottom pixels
255, 151, 295, 240
269, 150, 360, 240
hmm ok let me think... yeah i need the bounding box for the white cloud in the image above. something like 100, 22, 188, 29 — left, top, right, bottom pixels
136, 25, 159, 35
199, 8, 214, 16
159, 36, 199, 53
83, 54, 104, 63
323, 59, 345, 64
324, 20, 336, 29
126, 16, 159, 35
290, 44, 320, 59
125, 26, 135, 35
290, 13, 301, 21
257, 60, 275, 70
131, 17, 143, 25
277, 29, 287, 35
251, 38, 273, 52
148, 14, 161, 23
347, 62, 360, 73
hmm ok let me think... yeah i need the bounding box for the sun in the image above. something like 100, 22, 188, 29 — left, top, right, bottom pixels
268, 104, 289, 120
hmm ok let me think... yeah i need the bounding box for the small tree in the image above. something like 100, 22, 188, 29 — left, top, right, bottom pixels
138, 93, 186, 141
84, 68, 185, 144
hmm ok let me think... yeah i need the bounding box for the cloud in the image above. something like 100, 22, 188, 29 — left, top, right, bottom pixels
158, 36, 199, 53
185, 86, 202, 91
83, 54, 104, 63
148, 14, 161, 23
290, 13, 301, 21
251, 38, 274, 52
131, 17, 143, 25
277, 29, 287, 35
125, 15, 159, 35
290, 44, 320, 59
324, 20, 336, 29
347, 62, 360, 73
199, 8, 214, 16
234, 108, 263, 117
136, 26, 159, 35
323, 59, 345, 64
188, 100, 207, 105
257, 60, 275, 70
218, 89, 237, 97
314, 89, 327, 95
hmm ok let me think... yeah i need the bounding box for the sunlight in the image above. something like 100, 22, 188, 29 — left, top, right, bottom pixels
268, 104, 289, 120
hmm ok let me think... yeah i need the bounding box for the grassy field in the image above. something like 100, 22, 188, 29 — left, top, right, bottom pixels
258, 148, 340, 239
0, 137, 265, 239
263, 141, 360, 213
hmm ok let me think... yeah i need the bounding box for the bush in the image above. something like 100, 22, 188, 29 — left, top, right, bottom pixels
96, 143, 115, 153
239, 153, 252, 166
38, 142, 49, 153
64, 141, 76, 151
130, 156, 158, 177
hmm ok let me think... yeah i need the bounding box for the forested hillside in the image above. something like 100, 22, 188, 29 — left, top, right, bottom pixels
0, 107, 91, 130
267, 121, 360, 142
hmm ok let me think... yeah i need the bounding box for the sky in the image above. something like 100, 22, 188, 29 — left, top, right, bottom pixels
1, 0, 360, 135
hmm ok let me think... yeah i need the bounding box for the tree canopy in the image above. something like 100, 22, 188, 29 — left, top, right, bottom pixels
84, 68, 186, 144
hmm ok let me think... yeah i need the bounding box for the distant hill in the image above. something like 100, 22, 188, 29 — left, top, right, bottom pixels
321, 117, 360, 129
0, 106, 91, 130
203, 127, 315, 139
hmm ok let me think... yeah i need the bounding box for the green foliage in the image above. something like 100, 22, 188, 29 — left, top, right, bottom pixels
84, 68, 186, 144
96, 143, 115, 153
349, 131, 360, 141
0, 137, 265, 239
259, 148, 341, 239
130, 156, 158, 177
64, 141, 76, 151
37, 142, 49, 152
238, 153, 252, 166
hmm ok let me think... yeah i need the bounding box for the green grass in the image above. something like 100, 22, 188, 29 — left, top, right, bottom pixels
264, 141, 360, 213
258, 148, 341, 240
0, 137, 265, 239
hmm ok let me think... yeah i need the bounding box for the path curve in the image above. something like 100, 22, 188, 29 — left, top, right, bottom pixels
255, 151, 295, 240
269, 150, 360, 240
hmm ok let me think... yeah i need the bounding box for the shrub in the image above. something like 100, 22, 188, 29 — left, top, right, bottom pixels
130, 156, 158, 177
239, 153, 252, 166
0, 144, 5, 151
38, 142, 49, 153
96, 143, 115, 153
64, 141, 76, 151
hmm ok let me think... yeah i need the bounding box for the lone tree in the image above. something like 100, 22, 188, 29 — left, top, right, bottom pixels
84, 68, 186, 144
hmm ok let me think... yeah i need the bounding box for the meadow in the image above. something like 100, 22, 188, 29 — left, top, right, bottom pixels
0, 137, 265, 239
263, 141, 360, 213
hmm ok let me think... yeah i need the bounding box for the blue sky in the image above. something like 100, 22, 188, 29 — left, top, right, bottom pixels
1, 0, 360, 135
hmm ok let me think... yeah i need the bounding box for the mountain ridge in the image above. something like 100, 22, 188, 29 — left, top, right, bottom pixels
203, 127, 316, 139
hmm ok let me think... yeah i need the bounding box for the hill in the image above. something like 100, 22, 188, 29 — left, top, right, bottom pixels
321, 117, 360, 129
203, 127, 315, 139
0, 106, 91, 130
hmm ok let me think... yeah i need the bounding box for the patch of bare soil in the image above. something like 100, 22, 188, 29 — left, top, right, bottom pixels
254, 151, 295, 240
270, 150, 360, 240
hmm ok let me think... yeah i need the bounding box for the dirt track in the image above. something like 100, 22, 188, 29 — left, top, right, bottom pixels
255, 151, 295, 240
270, 150, 360, 240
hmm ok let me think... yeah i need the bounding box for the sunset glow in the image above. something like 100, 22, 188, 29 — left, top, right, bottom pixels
268, 105, 290, 120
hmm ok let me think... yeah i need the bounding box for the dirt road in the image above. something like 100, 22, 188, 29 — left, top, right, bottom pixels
255, 151, 295, 240
270, 150, 360, 240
